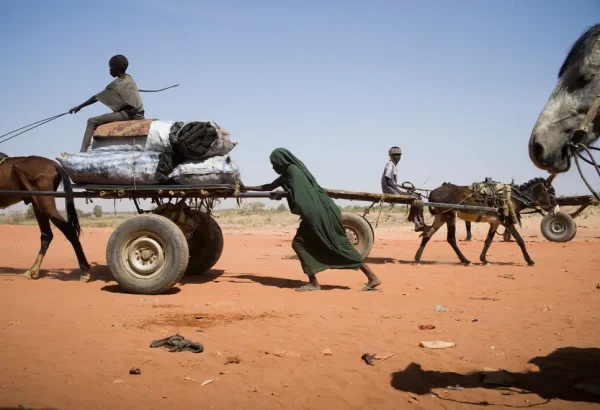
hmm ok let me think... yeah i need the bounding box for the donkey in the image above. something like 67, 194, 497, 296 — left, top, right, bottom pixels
0, 155, 91, 281
414, 177, 557, 266
529, 24, 600, 174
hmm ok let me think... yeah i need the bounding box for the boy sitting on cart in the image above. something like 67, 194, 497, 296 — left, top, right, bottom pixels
69, 54, 145, 152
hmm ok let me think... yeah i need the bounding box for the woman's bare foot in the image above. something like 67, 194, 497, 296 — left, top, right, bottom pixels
360, 264, 381, 291
295, 276, 321, 292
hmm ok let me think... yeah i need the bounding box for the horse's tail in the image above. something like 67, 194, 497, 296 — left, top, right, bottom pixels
54, 164, 82, 238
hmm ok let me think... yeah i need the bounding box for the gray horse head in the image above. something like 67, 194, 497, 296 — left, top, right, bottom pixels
529, 24, 600, 173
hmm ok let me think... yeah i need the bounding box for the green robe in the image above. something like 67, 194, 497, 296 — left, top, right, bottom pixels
269, 148, 363, 275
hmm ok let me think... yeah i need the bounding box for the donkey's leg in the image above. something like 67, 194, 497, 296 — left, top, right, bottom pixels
446, 214, 471, 265
479, 222, 500, 265
23, 208, 53, 280
415, 214, 445, 263
506, 223, 535, 266
465, 221, 472, 241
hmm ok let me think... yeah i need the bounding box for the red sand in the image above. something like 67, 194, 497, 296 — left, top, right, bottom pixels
1, 223, 599, 409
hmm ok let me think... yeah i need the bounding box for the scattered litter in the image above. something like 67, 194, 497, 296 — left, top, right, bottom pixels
361, 353, 375, 366
195, 315, 204, 320
541, 306, 552, 312
481, 368, 512, 387
596, 284, 600, 290
225, 355, 241, 364
129, 367, 141, 375
141, 298, 147, 302
150, 334, 204, 353
322, 348, 333, 356
472, 318, 480, 323
201, 379, 215, 387
419, 341, 456, 349
470, 297, 500, 301
416, 286, 422, 290
220, 371, 231, 375
457, 355, 470, 362
435, 305, 448, 312
500, 274, 515, 280
446, 385, 464, 391
419, 324, 436, 330
195, 329, 204, 333
408, 397, 419, 404
271, 349, 300, 358
402, 292, 410, 296
112, 322, 125, 327
113, 379, 124, 384
374, 352, 395, 361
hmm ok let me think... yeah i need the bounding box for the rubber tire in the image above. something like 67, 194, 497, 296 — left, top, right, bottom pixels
540, 212, 577, 243
341, 212, 375, 258
186, 215, 225, 274
106, 214, 189, 294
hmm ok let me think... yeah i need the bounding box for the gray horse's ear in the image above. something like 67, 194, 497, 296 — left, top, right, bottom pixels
544, 174, 556, 187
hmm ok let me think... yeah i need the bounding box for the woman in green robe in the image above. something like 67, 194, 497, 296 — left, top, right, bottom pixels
250, 148, 381, 292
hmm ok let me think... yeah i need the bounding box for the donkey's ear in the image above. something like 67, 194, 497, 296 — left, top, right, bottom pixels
544, 174, 556, 187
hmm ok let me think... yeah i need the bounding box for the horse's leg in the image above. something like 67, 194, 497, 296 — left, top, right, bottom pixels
479, 222, 500, 265
47, 212, 91, 282
13, 165, 91, 281
465, 221, 472, 241
505, 223, 535, 266
415, 214, 445, 263
446, 213, 471, 265
23, 208, 53, 280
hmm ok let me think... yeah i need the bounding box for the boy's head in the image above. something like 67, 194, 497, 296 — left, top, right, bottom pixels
109, 55, 129, 77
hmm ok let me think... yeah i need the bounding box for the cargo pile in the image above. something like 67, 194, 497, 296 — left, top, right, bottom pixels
57, 120, 240, 186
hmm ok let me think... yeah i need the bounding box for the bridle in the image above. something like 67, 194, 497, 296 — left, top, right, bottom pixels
565, 39, 600, 201
511, 176, 557, 214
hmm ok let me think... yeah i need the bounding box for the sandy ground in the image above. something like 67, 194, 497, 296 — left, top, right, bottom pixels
1, 214, 600, 410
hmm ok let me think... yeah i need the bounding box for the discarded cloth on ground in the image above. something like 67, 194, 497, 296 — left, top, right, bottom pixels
150, 334, 204, 353
169, 155, 240, 186
56, 151, 163, 185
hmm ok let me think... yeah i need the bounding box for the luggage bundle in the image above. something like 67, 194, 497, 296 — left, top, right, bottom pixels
57, 119, 240, 186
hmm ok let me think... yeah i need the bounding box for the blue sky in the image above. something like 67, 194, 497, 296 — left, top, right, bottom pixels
0, 0, 598, 211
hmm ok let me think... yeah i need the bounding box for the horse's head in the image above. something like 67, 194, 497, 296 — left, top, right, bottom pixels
529, 24, 600, 173
515, 175, 558, 210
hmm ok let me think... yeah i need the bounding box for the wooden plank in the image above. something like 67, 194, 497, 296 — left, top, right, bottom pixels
323, 189, 417, 204
556, 195, 599, 206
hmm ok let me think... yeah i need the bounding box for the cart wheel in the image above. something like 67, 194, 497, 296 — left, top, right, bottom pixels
187, 214, 224, 274
106, 214, 189, 294
540, 212, 577, 242
341, 212, 374, 258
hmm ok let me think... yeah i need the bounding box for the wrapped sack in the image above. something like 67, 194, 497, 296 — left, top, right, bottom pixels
169, 155, 240, 186
56, 151, 163, 185
169, 121, 237, 159
90, 120, 174, 152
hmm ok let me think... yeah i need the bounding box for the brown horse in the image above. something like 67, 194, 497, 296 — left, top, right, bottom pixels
0, 155, 90, 281
414, 176, 557, 266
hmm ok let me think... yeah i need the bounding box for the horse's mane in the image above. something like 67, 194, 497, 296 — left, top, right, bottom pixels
558, 24, 600, 79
